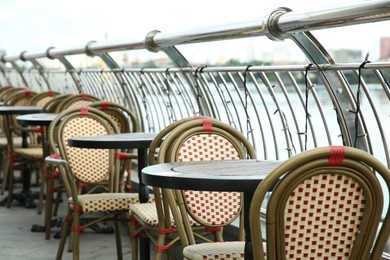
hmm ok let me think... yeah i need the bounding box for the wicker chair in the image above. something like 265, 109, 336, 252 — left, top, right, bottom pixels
183, 145, 390, 259
45, 106, 142, 260
41, 93, 71, 113
0, 89, 45, 209
88, 101, 138, 192
54, 93, 100, 113
28, 90, 61, 107
131, 117, 256, 259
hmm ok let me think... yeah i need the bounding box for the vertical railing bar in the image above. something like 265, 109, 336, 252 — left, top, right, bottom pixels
120, 72, 143, 115
234, 71, 258, 150
211, 72, 234, 122
374, 69, 390, 99
302, 73, 330, 146
100, 71, 117, 100
271, 71, 294, 157
120, 72, 146, 131
224, 72, 246, 132
129, 71, 153, 132
248, 72, 268, 159
177, 71, 199, 116
273, 72, 300, 155
102, 71, 117, 102
82, 71, 101, 97
171, 71, 198, 117
257, 71, 281, 159
138, 71, 160, 132
353, 69, 390, 166
196, 71, 216, 117
152, 71, 179, 123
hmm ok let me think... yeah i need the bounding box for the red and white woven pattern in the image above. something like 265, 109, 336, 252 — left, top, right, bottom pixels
283, 174, 365, 259
178, 133, 240, 161
130, 203, 201, 227
62, 117, 110, 183
178, 133, 241, 226
183, 241, 245, 260
69, 193, 140, 213
35, 96, 52, 107
67, 100, 95, 109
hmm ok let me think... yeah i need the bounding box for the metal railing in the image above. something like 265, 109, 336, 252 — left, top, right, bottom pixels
0, 0, 389, 256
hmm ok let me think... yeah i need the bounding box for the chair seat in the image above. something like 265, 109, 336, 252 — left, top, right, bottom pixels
69, 192, 142, 213
130, 202, 201, 227
14, 147, 43, 158
183, 241, 246, 260
0, 136, 23, 147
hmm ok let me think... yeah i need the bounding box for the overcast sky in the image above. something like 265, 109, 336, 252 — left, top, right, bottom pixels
0, 0, 388, 63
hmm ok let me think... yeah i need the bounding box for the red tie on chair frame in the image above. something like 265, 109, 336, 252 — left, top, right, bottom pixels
328, 145, 346, 166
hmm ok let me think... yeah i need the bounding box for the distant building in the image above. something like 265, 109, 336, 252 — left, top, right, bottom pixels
328, 49, 362, 63
380, 37, 390, 60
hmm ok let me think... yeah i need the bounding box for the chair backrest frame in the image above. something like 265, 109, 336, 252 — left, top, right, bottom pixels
249, 146, 390, 260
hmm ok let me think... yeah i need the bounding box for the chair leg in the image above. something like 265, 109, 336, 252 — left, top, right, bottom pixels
37, 167, 45, 215
56, 209, 72, 260
114, 220, 123, 260
45, 170, 55, 240
129, 214, 138, 260
1, 152, 9, 195
71, 208, 81, 260
6, 162, 14, 208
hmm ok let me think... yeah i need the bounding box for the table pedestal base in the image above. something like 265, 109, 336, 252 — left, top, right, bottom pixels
0, 189, 38, 208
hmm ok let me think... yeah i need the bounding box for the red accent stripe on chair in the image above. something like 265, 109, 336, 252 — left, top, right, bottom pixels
80, 106, 88, 115
72, 226, 85, 232
158, 228, 175, 235
202, 118, 213, 131
49, 153, 61, 159
101, 101, 109, 110
33, 127, 45, 133
25, 89, 31, 96
328, 145, 346, 166
81, 93, 87, 100
156, 244, 171, 253
47, 172, 59, 179
115, 152, 130, 160
205, 226, 222, 233
48, 186, 58, 192
73, 205, 83, 213
65, 214, 72, 223
77, 182, 89, 188
48, 90, 55, 96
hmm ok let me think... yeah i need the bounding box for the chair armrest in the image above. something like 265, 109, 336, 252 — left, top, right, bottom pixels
115, 152, 138, 160
45, 153, 68, 166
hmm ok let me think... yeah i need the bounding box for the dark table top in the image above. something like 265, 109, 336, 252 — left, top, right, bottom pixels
142, 159, 282, 192
16, 113, 57, 126
0, 105, 42, 115
68, 132, 158, 149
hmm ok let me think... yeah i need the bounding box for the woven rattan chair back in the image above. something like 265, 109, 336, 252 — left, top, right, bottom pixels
28, 90, 60, 107
48, 106, 120, 196
3, 89, 38, 137
249, 146, 390, 260
0, 86, 24, 102
54, 93, 100, 113
148, 116, 209, 166
41, 93, 71, 112
158, 117, 256, 241
88, 101, 138, 133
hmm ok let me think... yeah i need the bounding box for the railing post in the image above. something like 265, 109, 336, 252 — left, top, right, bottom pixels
263, 7, 370, 152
